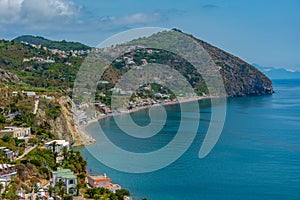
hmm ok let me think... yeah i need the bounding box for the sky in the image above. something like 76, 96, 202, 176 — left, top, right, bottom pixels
0, 0, 299, 71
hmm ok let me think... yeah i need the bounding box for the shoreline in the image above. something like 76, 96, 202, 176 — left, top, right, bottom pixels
77, 95, 219, 146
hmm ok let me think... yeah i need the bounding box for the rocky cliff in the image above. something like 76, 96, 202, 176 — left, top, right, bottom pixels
196, 38, 274, 96
0, 69, 21, 83
35, 96, 94, 146
118, 30, 274, 97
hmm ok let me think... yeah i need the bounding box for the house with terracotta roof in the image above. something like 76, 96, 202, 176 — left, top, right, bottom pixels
87, 173, 121, 193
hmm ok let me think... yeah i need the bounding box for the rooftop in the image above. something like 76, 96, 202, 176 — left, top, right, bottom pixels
45, 140, 69, 145
107, 183, 121, 189
0, 127, 30, 133
53, 168, 72, 173
60, 174, 77, 179
88, 174, 111, 181
0, 164, 15, 170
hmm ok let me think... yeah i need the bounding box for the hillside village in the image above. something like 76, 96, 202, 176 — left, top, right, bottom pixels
0, 38, 134, 199
0, 31, 274, 200
0, 89, 131, 200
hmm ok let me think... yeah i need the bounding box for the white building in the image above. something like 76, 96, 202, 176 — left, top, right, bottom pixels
0, 164, 17, 180
52, 169, 77, 195
45, 140, 70, 154
12, 91, 18, 97
0, 127, 31, 138
16, 188, 25, 199
22, 91, 36, 97
0, 147, 19, 161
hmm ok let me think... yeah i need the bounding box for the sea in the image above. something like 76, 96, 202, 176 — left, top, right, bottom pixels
79, 79, 300, 200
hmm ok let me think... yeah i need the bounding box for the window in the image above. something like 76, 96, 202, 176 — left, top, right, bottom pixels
69, 179, 74, 184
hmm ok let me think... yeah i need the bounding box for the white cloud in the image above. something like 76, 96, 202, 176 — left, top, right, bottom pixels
286, 69, 296, 72
100, 12, 162, 27
0, 0, 23, 23
119, 12, 162, 25
0, 0, 79, 24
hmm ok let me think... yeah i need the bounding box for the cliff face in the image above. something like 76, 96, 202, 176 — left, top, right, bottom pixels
0, 70, 21, 104
0, 85, 10, 99
58, 96, 94, 146
35, 96, 94, 146
0, 69, 21, 83
196, 39, 274, 96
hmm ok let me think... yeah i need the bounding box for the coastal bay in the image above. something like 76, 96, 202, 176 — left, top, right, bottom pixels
81, 79, 300, 199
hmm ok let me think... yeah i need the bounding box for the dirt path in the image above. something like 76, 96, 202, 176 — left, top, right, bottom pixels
16, 145, 37, 160
33, 99, 39, 114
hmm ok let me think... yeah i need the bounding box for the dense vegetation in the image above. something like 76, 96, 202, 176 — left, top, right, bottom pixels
100, 48, 209, 95
126, 30, 274, 96
2, 30, 273, 103
85, 188, 130, 200
13, 35, 91, 51
0, 39, 83, 90
0, 31, 274, 200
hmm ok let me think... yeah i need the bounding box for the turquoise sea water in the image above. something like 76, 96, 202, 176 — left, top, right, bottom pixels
81, 79, 300, 200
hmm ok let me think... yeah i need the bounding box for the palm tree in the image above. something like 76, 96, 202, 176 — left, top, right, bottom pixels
48, 186, 55, 197
50, 141, 57, 153
55, 180, 66, 199
49, 141, 58, 162
62, 146, 69, 160
75, 183, 82, 196
77, 173, 86, 184
0, 183, 4, 194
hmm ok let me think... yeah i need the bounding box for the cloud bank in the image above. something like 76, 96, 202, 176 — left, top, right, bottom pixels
99, 12, 163, 27
0, 0, 167, 33
0, 0, 79, 24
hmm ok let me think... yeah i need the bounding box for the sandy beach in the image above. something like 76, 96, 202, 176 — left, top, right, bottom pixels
78, 95, 218, 146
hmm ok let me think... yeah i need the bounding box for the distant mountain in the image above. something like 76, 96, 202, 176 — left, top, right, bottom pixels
253, 64, 300, 80
13, 35, 91, 51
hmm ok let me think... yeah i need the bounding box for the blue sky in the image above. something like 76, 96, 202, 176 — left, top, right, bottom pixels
0, 0, 299, 71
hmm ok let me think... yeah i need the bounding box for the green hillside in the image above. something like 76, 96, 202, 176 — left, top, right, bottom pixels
96, 30, 273, 98
13, 35, 91, 51
0, 39, 82, 90
1, 31, 274, 100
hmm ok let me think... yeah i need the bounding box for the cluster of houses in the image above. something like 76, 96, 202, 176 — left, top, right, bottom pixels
20, 41, 99, 58
0, 164, 17, 187
45, 139, 122, 193
0, 126, 33, 162
76, 103, 98, 125
0, 135, 124, 198
50, 49, 90, 58
11, 90, 54, 100
0, 136, 121, 198
23, 57, 55, 63
45, 140, 122, 197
